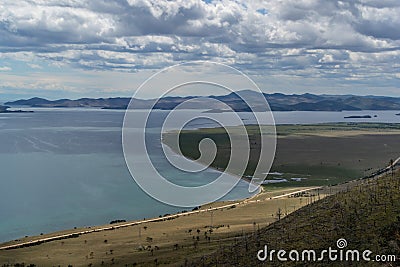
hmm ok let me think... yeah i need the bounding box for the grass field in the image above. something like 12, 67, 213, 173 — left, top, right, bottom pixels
163, 123, 400, 189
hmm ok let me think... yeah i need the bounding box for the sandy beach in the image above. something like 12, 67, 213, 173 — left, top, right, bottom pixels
0, 183, 351, 266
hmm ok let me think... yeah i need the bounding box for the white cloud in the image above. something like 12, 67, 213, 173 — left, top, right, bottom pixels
0, 0, 399, 96
27, 63, 42, 69
0, 66, 11, 71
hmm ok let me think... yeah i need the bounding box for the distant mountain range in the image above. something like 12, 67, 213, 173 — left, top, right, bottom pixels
6, 90, 400, 112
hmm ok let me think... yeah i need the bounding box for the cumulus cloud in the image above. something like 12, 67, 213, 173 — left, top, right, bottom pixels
27, 63, 42, 69
0, 0, 399, 94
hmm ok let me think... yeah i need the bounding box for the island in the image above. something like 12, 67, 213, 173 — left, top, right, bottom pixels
344, 115, 372, 119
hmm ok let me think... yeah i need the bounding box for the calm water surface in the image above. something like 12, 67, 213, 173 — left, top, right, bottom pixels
0, 109, 252, 242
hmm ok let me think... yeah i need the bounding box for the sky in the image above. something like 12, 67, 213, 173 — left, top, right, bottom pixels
0, 0, 399, 100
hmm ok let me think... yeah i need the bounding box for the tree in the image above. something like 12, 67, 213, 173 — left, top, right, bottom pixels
276, 208, 282, 221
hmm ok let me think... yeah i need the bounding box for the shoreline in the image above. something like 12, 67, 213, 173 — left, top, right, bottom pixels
0, 126, 260, 247
161, 132, 254, 185
0, 147, 263, 249
1, 167, 397, 265
0, 185, 320, 251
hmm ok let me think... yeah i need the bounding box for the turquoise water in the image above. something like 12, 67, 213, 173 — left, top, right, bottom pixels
0, 109, 254, 242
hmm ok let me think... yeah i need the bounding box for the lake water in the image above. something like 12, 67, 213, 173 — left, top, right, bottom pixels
0, 108, 257, 243
1, 108, 400, 242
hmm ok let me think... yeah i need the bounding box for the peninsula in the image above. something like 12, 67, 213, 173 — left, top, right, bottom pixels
0, 105, 33, 113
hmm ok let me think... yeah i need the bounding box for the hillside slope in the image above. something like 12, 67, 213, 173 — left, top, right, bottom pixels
194, 172, 400, 266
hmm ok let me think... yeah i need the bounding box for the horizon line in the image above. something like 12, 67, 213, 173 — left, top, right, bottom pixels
3, 90, 400, 102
